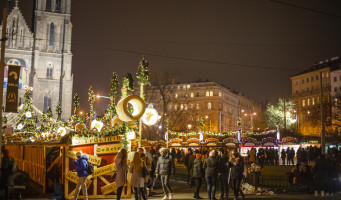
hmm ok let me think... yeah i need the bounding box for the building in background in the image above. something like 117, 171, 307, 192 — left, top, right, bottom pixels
290, 56, 341, 136
0, 0, 73, 120
145, 81, 261, 135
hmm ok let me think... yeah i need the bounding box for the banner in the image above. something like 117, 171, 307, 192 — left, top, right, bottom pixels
5, 65, 20, 112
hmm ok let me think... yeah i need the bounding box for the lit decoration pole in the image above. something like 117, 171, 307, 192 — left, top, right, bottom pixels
88, 86, 96, 127
136, 56, 150, 146
73, 92, 80, 115
237, 116, 242, 142
56, 102, 62, 121
120, 74, 134, 148
109, 72, 119, 127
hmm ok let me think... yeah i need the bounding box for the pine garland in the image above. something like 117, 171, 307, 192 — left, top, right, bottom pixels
109, 72, 119, 96
136, 56, 150, 86
121, 73, 134, 98
88, 86, 96, 117
73, 92, 80, 114
56, 102, 62, 120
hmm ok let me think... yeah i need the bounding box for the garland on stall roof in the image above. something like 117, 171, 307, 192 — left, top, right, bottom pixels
168, 130, 277, 137
69, 125, 136, 139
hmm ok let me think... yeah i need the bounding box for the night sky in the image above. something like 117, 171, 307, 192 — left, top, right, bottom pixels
3, 0, 341, 113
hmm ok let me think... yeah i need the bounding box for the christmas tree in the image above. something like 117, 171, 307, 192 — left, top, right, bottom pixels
56, 102, 62, 120
13, 89, 37, 137
73, 92, 80, 115
136, 56, 150, 86
88, 86, 96, 120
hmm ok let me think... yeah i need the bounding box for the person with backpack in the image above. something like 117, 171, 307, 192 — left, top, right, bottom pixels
130, 152, 148, 200
72, 151, 89, 200
1, 149, 15, 200
192, 152, 204, 199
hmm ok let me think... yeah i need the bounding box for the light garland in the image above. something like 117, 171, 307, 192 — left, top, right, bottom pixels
168, 130, 277, 137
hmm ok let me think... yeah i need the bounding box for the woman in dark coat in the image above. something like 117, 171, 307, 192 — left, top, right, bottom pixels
192, 153, 204, 199
114, 148, 128, 200
1, 149, 15, 200
229, 152, 245, 200
203, 150, 219, 200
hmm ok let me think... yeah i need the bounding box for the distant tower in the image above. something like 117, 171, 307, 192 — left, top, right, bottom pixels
32, 0, 73, 120
0, 0, 73, 120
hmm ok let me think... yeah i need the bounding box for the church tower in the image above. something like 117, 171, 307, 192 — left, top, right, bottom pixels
32, 0, 73, 120
0, 0, 73, 120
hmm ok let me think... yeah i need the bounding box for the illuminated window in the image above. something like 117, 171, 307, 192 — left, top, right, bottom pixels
191, 104, 194, 109
326, 72, 329, 77
177, 86, 180, 89
219, 92, 222, 97
190, 92, 194, 98
187, 85, 190, 89
46, 63, 53, 78
183, 85, 186, 89
312, 98, 315, 105
168, 104, 172, 110
184, 104, 187, 110
317, 97, 319, 103
46, 0, 52, 11
307, 98, 310, 106
206, 91, 209, 96
43, 96, 52, 113
196, 103, 200, 110
174, 105, 178, 110
302, 99, 305, 107
180, 104, 184, 110
175, 94, 178, 98
49, 23, 55, 46
208, 102, 212, 110
210, 91, 213, 96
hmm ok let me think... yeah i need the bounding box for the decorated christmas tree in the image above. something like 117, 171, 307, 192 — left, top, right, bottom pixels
13, 89, 37, 137
109, 72, 119, 122
88, 86, 96, 122
73, 92, 80, 115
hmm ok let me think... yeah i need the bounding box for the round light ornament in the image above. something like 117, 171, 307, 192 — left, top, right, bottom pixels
58, 127, 67, 136
142, 104, 158, 126
91, 119, 104, 131
116, 95, 146, 122
25, 111, 32, 118
17, 123, 24, 130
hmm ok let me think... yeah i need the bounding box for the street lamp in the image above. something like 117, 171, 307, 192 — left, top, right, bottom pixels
96, 95, 111, 100
187, 124, 192, 129
205, 115, 211, 132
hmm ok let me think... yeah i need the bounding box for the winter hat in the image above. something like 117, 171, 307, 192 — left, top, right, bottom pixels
209, 150, 215, 157
159, 147, 167, 153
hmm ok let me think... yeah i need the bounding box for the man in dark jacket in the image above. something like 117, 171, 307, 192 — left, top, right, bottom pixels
72, 151, 89, 200
218, 148, 229, 200
184, 148, 193, 185
1, 149, 15, 200
156, 148, 175, 200
203, 150, 219, 200
229, 152, 245, 200
192, 153, 204, 199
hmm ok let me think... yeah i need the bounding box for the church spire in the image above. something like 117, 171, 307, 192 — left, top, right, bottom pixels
15, 0, 19, 8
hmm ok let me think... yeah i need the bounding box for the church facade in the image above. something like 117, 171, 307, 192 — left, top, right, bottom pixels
0, 0, 73, 120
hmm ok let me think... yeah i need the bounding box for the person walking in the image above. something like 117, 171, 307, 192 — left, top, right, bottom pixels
281, 149, 286, 165
229, 152, 245, 200
114, 148, 128, 200
203, 150, 219, 200
192, 152, 204, 199
218, 148, 229, 200
72, 151, 89, 200
155, 148, 175, 200
313, 154, 328, 197
130, 152, 147, 200
185, 148, 194, 185
248, 148, 256, 164
1, 149, 15, 200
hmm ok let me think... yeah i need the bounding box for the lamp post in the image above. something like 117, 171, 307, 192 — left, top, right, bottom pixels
205, 115, 211, 132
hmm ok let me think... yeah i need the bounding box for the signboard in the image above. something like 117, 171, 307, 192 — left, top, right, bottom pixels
142, 104, 158, 126
65, 171, 92, 188
71, 135, 121, 146
101, 182, 117, 195
92, 164, 115, 178
66, 150, 102, 166
5, 65, 21, 112
95, 143, 122, 155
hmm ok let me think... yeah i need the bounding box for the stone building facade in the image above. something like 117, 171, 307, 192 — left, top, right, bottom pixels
0, 0, 73, 120
290, 57, 340, 136
145, 81, 261, 133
